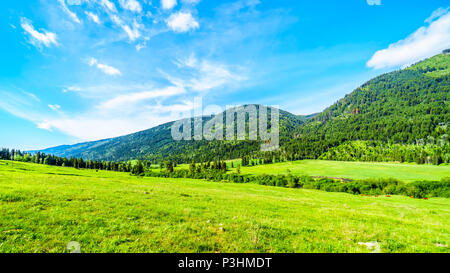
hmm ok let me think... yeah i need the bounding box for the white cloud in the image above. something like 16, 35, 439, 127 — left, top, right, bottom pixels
164, 55, 245, 92
20, 18, 58, 48
367, 10, 450, 69
147, 101, 194, 113
98, 86, 186, 110
136, 42, 146, 51
182, 0, 201, 5
85, 11, 100, 24
111, 15, 142, 41
100, 0, 117, 13
24, 92, 40, 102
119, 0, 142, 13
0, 91, 48, 128
189, 61, 243, 91
62, 86, 82, 93
367, 0, 381, 6
123, 21, 142, 41
88, 58, 122, 75
166, 12, 199, 33
58, 0, 81, 23
162, 0, 177, 10
48, 104, 61, 111
36, 115, 174, 141
67, 0, 89, 4
37, 122, 53, 131
61, 83, 163, 99
34, 100, 194, 141
425, 7, 450, 23
0, 86, 191, 142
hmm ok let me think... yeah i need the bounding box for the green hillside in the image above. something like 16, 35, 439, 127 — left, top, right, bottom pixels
409, 52, 450, 78
283, 52, 449, 160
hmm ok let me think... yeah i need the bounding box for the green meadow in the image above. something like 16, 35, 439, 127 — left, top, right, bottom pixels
236, 160, 450, 182
169, 160, 450, 182
0, 160, 449, 253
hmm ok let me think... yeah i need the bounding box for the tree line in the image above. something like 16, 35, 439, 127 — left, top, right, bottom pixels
145, 161, 450, 199
0, 148, 136, 173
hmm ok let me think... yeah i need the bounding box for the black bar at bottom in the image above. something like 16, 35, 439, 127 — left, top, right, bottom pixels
0, 253, 446, 272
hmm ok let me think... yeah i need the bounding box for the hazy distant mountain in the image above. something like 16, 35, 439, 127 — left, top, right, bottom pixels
36, 106, 308, 162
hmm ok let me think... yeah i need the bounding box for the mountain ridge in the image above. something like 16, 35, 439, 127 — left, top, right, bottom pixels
34, 106, 309, 162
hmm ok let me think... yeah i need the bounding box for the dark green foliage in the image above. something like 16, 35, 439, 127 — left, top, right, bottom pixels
319, 141, 449, 165
0, 148, 132, 173
301, 177, 450, 199
131, 161, 145, 176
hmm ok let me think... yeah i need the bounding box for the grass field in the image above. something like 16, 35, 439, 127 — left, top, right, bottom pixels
156, 160, 450, 182
234, 160, 450, 182
0, 160, 449, 253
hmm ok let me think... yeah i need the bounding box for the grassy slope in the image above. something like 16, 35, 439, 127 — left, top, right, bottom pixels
234, 160, 450, 182
0, 160, 449, 253
172, 160, 450, 182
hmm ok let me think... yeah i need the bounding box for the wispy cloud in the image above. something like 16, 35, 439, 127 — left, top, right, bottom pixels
88, 58, 122, 75
37, 121, 53, 131
367, 8, 450, 69
34, 113, 180, 141
166, 12, 199, 32
23, 92, 40, 102
48, 104, 61, 111
61, 83, 153, 98
0, 91, 47, 127
98, 86, 186, 110
425, 7, 450, 23
100, 0, 117, 13
111, 15, 142, 41
366, 0, 381, 6
161, 55, 246, 94
162, 0, 177, 10
58, 0, 81, 24
181, 0, 201, 6
85, 11, 100, 24
119, 0, 142, 13
20, 17, 58, 48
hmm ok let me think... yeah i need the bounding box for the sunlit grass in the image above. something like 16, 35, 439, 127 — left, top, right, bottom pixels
0, 160, 449, 253
231, 160, 450, 182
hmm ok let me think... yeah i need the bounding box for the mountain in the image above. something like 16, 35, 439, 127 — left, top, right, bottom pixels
37, 106, 308, 162
37, 51, 449, 163
283, 51, 449, 159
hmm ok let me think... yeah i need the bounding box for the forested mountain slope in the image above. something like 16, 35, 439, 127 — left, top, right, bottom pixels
37, 106, 307, 162
283, 52, 449, 160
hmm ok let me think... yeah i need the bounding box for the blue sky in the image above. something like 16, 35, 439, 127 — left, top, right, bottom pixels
1, 0, 449, 150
